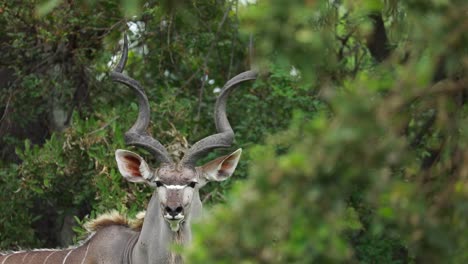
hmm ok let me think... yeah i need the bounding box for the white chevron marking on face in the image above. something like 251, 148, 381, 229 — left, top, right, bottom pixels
165, 185, 186, 190
164, 213, 184, 220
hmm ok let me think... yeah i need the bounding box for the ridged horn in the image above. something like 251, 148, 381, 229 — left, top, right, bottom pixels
110, 34, 173, 164
181, 70, 257, 165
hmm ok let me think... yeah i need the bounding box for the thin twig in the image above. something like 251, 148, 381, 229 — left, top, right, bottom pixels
195, 72, 208, 122
202, 188, 218, 203
227, 0, 239, 79
0, 91, 13, 125
86, 116, 120, 135
167, 13, 175, 65
86, 19, 126, 39
387, 78, 468, 114
249, 33, 253, 68
406, 79, 468, 107
195, 2, 234, 121
0, 57, 52, 127
181, 68, 201, 89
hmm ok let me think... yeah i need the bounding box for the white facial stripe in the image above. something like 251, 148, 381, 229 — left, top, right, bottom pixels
165, 185, 186, 190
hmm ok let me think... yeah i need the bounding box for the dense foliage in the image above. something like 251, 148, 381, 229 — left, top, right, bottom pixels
1, 0, 467, 263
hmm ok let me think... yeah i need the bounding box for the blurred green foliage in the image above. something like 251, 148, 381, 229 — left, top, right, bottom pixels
1, 0, 467, 263
185, 0, 468, 263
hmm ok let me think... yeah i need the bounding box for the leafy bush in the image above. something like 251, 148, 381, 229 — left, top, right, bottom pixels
1, 1, 468, 263
183, 0, 468, 263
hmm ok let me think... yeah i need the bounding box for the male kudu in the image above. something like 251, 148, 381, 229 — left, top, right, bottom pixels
0, 35, 257, 264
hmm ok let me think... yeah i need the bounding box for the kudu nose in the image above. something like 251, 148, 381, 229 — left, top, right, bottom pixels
165, 206, 183, 217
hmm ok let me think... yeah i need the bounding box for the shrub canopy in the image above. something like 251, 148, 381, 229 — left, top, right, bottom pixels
1, 0, 467, 263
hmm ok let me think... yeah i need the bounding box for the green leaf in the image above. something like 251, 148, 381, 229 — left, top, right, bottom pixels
35, 0, 63, 17
121, 0, 142, 18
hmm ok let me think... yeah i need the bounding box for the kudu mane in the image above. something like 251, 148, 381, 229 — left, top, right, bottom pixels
84, 210, 146, 232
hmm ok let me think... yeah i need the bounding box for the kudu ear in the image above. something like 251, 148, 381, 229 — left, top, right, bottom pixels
115, 149, 152, 183
199, 148, 242, 182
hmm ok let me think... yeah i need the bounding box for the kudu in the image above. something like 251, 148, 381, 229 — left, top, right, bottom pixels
0, 36, 257, 264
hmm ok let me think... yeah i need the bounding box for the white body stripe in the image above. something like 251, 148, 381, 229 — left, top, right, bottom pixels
1, 254, 12, 264
22, 253, 29, 262
80, 243, 91, 264
62, 249, 74, 264
43, 251, 57, 264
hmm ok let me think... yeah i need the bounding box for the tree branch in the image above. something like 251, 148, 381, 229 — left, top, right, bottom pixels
366, 12, 392, 62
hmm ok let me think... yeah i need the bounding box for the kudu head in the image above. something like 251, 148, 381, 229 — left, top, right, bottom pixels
111, 36, 256, 232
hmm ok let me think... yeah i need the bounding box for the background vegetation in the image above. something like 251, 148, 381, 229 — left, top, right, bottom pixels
1, 0, 467, 263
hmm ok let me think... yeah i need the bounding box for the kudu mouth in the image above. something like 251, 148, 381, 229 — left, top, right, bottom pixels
164, 214, 185, 232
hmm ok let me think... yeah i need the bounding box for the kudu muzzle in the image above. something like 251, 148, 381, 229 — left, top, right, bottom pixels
161, 188, 187, 231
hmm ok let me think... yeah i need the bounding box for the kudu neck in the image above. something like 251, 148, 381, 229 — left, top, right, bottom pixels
132, 190, 202, 264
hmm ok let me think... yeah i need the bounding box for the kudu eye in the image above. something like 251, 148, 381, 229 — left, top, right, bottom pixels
188, 181, 197, 188
155, 181, 163, 187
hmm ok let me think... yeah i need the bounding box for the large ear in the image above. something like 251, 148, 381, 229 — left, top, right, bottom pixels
115, 149, 152, 183
199, 148, 242, 182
